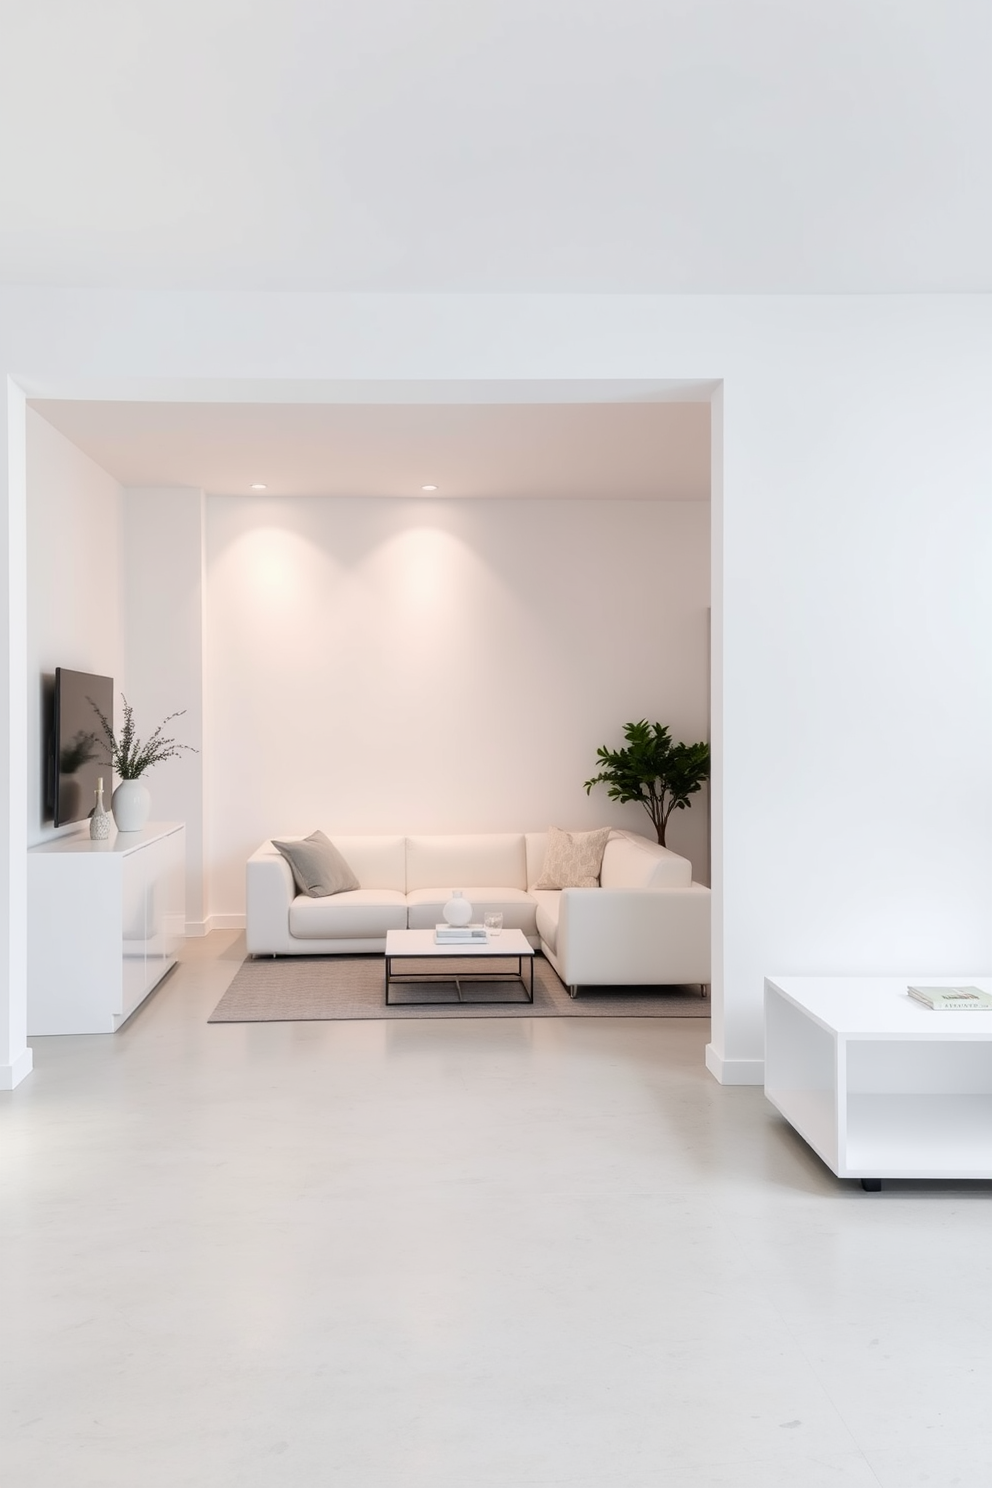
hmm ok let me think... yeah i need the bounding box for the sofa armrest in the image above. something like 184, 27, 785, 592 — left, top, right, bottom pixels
599, 831, 692, 888
246, 844, 297, 954
556, 885, 710, 987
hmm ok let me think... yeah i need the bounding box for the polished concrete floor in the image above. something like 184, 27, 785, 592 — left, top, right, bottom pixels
3, 933, 990, 1488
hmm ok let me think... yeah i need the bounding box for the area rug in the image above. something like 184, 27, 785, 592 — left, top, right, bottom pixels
208, 954, 710, 1022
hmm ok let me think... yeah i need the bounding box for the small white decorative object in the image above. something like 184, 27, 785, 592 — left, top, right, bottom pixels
112, 778, 151, 833
89, 777, 111, 840
442, 889, 473, 926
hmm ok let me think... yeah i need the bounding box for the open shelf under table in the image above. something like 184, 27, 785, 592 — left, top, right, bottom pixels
843, 1093, 992, 1179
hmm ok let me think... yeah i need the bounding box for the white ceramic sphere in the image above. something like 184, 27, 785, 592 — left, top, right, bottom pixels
442, 889, 473, 926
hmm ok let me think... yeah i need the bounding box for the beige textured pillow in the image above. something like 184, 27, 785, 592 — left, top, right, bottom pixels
534, 826, 612, 889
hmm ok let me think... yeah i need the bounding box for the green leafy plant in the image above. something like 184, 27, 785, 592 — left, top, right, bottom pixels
584, 719, 710, 846
89, 695, 197, 780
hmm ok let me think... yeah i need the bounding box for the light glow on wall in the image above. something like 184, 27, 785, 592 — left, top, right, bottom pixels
375, 524, 475, 611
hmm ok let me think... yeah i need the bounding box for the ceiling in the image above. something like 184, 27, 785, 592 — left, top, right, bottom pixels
2, 2, 989, 293
31, 400, 711, 501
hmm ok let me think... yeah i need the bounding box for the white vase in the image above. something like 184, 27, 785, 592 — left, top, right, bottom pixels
442, 889, 473, 926
89, 777, 111, 840
112, 778, 151, 832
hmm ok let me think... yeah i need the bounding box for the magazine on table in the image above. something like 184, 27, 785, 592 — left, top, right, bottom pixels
906, 985, 992, 1011
434, 923, 488, 944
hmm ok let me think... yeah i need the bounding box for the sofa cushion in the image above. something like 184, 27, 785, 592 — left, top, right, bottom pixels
531, 890, 561, 954
405, 886, 538, 936
326, 835, 407, 891
272, 830, 360, 897
525, 832, 548, 890
289, 889, 408, 940
405, 834, 527, 892
599, 832, 692, 889
533, 826, 612, 889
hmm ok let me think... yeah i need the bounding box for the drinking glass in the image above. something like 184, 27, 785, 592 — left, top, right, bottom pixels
484, 912, 503, 937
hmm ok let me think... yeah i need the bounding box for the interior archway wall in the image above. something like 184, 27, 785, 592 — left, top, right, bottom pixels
4, 292, 992, 1089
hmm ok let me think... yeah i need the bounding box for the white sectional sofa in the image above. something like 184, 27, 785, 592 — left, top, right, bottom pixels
246, 830, 710, 994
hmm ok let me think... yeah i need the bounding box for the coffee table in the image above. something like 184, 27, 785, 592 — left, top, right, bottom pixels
765, 975, 992, 1189
384, 928, 535, 1006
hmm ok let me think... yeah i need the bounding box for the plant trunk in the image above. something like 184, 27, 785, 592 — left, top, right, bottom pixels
643, 801, 666, 846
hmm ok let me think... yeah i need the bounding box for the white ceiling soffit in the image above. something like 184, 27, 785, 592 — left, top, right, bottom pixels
20, 379, 716, 406
1, 3, 990, 294
30, 401, 711, 501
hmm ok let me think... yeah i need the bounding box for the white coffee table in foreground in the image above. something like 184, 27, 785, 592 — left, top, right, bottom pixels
765, 975, 992, 1190
384, 928, 535, 1006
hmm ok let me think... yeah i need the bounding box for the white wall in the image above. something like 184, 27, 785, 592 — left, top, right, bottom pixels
25, 408, 124, 846
203, 495, 711, 917
2, 289, 991, 1089
123, 488, 207, 929
713, 325, 992, 1080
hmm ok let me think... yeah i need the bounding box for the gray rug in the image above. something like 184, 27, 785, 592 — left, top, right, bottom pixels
208, 953, 710, 1022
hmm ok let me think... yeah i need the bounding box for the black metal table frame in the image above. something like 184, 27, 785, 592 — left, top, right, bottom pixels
385, 950, 535, 1006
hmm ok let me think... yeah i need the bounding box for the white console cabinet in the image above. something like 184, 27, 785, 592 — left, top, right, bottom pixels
28, 822, 185, 1034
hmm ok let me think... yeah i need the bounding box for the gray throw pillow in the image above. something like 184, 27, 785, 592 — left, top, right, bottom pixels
533, 826, 613, 889
272, 830, 360, 897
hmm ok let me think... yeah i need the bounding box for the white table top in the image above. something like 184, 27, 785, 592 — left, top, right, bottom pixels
28, 821, 184, 856
386, 928, 534, 958
767, 975, 992, 1038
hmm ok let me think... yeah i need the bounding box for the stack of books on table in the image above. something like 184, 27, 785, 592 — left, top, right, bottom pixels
434, 923, 488, 944
907, 985, 992, 1011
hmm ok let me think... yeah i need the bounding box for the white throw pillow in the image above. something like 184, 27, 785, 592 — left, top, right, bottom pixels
533, 826, 612, 889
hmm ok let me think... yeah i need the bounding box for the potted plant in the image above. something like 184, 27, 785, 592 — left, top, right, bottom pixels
90, 696, 196, 832
584, 719, 709, 847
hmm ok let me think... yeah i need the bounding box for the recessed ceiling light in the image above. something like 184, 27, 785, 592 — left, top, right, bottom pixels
250, 483, 267, 490
421, 484, 438, 492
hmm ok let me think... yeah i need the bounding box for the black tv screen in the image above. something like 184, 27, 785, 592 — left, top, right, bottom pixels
53, 669, 113, 828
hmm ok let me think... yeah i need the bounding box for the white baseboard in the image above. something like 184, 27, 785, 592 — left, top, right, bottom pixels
0, 1048, 34, 1090
705, 1043, 764, 1086
186, 914, 245, 936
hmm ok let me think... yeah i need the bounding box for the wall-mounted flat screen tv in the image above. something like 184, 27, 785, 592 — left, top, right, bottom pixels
52, 668, 113, 828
